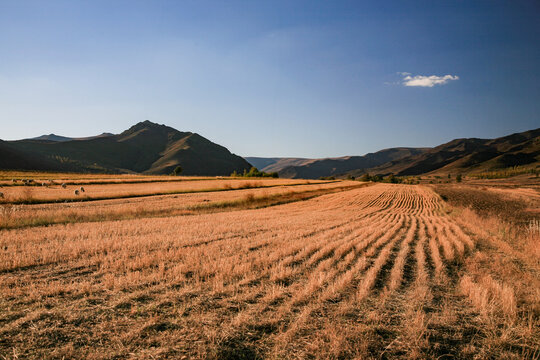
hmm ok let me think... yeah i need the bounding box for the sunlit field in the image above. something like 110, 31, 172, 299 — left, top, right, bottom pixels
0, 173, 328, 203
0, 175, 538, 359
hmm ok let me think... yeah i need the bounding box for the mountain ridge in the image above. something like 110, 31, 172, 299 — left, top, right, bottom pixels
1, 121, 251, 176
366, 128, 540, 177
28, 132, 115, 142
4, 123, 538, 178
245, 128, 540, 179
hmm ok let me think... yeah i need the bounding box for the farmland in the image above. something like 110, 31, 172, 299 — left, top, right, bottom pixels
0, 177, 327, 204
0, 174, 539, 359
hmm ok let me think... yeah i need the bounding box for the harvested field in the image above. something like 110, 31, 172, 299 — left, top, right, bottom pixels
0, 180, 538, 359
0, 181, 361, 229
0, 178, 324, 204
0, 174, 211, 187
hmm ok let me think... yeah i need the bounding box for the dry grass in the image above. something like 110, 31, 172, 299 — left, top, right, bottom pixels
0, 181, 359, 230
0, 180, 538, 359
0, 178, 325, 204
0, 170, 209, 182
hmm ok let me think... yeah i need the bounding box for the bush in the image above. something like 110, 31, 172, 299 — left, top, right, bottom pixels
384, 174, 401, 184
359, 173, 386, 182
231, 167, 278, 178
359, 173, 371, 182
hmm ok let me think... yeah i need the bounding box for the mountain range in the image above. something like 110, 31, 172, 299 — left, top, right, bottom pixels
0, 121, 251, 175
247, 128, 540, 179
1, 122, 538, 178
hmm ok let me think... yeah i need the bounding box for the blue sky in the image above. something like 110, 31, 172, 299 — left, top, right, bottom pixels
1, 1, 539, 157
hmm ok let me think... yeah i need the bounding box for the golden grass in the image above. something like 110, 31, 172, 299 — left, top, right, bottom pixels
0, 178, 326, 204
0, 170, 210, 182
0, 181, 359, 229
0, 182, 538, 359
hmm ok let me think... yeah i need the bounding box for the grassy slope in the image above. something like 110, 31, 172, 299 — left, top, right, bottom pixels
369, 128, 540, 176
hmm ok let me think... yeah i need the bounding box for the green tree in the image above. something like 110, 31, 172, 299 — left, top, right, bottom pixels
247, 167, 261, 177
456, 174, 462, 183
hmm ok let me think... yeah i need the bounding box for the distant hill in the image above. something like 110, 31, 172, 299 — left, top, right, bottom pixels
247, 148, 428, 179
244, 157, 312, 173
246, 128, 540, 179
1, 121, 251, 176
363, 128, 540, 177
29, 132, 115, 142
29, 134, 75, 142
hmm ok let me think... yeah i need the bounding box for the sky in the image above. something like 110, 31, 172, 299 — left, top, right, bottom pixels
0, 0, 539, 157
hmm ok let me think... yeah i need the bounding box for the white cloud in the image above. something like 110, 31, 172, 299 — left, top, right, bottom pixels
402, 74, 459, 87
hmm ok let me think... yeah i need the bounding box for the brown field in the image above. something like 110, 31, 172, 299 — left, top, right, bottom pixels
0, 176, 539, 359
0, 177, 325, 204
0, 180, 360, 230
0, 171, 212, 185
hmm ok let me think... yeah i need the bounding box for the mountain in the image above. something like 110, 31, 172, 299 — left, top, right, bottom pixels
0, 140, 61, 171
281, 148, 429, 179
1, 121, 251, 176
244, 157, 312, 173
364, 128, 540, 176
245, 128, 540, 179
28, 132, 115, 142
4, 122, 538, 178
247, 148, 428, 179
30, 134, 75, 142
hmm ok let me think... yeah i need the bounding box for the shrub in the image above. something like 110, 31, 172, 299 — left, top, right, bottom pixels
385, 174, 401, 184
231, 167, 278, 178
359, 173, 371, 182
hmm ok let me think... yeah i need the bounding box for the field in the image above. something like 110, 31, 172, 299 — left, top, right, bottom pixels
0, 174, 539, 359
0, 176, 328, 204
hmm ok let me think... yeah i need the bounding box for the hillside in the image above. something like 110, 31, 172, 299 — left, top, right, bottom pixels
244, 157, 313, 173
248, 128, 540, 179
248, 148, 428, 179
365, 128, 540, 176
1, 121, 251, 176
